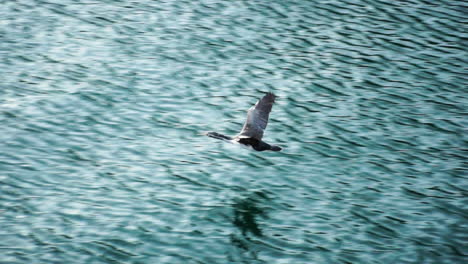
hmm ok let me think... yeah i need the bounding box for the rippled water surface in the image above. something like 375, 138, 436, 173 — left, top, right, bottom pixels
1, 0, 467, 263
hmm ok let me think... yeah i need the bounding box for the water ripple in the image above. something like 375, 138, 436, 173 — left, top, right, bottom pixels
0, 0, 466, 263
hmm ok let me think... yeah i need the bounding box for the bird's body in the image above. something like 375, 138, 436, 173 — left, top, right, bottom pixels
206, 92, 281, 152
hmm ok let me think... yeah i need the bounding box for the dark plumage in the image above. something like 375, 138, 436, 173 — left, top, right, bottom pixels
206, 93, 281, 151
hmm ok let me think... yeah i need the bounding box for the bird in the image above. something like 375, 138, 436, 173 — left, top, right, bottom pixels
206, 92, 282, 151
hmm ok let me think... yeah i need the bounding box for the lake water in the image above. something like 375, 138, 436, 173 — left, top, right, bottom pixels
1, 1, 466, 263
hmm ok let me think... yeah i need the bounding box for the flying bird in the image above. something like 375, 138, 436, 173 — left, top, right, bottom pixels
206, 92, 282, 151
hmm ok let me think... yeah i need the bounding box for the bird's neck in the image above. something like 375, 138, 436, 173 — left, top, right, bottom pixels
207, 132, 232, 141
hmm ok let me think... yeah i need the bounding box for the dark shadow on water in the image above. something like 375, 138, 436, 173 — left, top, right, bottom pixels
227, 191, 271, 263
232, 191, 269, 237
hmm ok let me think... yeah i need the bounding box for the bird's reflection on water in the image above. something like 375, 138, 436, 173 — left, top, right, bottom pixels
228, 191, 271, 262
232, 192, 269, 237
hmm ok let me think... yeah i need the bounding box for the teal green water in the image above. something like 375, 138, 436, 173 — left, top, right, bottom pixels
1, 1, 467, 263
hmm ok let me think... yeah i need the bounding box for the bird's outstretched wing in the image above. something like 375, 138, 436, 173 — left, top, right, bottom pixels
236, 92, 276, 141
